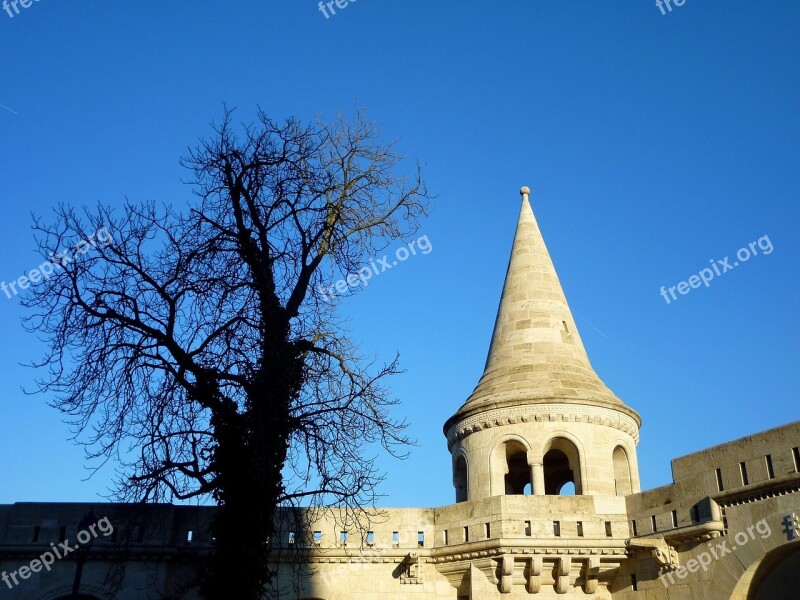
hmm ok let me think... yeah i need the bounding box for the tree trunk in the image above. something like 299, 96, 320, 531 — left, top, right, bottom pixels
201, 344, 303, 600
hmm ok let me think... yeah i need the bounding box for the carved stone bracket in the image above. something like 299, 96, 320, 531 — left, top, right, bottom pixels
526, 556, 542, 593
400, 551, 423, 584
625, 537, 679, 571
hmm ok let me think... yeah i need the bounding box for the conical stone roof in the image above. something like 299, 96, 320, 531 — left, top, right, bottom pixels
447, 187, 640, 427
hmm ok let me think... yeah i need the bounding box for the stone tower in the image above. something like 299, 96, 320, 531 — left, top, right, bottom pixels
444, 186, 642, 502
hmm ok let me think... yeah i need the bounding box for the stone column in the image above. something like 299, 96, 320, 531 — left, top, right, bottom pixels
529, 453, 545, 495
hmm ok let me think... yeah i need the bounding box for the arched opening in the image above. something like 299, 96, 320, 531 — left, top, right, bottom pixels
542, 438, 583, 495
613, 446, 632, 496
559, 481, 575, 495
500, 440, 531, 495
505, 447, 531, 495
747, 542, 800, 599
454, 455, 468, 503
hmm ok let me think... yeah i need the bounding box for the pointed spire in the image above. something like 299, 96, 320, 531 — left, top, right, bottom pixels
455, 186, 638, 418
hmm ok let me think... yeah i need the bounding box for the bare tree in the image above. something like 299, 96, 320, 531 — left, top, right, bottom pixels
22, 108, 429, 599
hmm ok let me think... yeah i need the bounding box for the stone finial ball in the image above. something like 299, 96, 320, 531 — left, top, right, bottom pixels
520, 186, 531, 196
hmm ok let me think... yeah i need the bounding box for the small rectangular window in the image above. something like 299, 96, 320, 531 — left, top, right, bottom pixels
671, 510, 678, 528
793, 447, 800, 473
392, 531, 399, 547
313, 531, 322, 545
631, 574, 638, 591
484, 523, 491, 538
463, 526, 469, 542
766, 455, 775, 480
631, 520, 638, 536
418, 531, 424, 548
340, 531, 348, 545
715, 468, 724, 491
576, 521, 584, 537
443, 530, 449, 545
366, 531, 375, 546
739, 461, 749, 486
651, 515, 657, 533
524, 520, 532, 536
605, 521, 612, 537
553, 521, 561, 537
32, 526, 40, 543
187, 530, 194, 543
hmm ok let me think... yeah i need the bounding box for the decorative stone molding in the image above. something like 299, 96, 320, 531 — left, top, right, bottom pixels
715, 480, 800, 508
446, 403, 640, 449
432, 545, 626, 564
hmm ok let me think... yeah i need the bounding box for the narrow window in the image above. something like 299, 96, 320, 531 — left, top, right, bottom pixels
553, 521, 561, 537
631, 520, 638, 536
340, 531, 348, 545
765, 455, 775, 480
671, 510, 678, 528
313, 531, 322, 545
524, 520, 532, 536
576, 521, 584, 537
366, 531, 375, 546
562, 320, 569, 333
32, 526, 40, 543
443, 530, 449, 545
631, 574, 638, 591
715, 468, 724, 491
463, 526, 469, 542
651, 515, 657, 533
288, 531, 296, 545
484, 523, 491, 538
739, 461, 749, 486
186, 530, 194, 543
392, 531, 399, 547
605, 521, 612, 537
793, 447, 800, 472
418, 531, 424, 548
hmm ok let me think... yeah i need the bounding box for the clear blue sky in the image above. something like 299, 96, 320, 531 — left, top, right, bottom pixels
0, 1, 798, 507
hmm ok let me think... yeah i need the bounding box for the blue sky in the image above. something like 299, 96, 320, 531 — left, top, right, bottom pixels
0, 1, 797, 507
